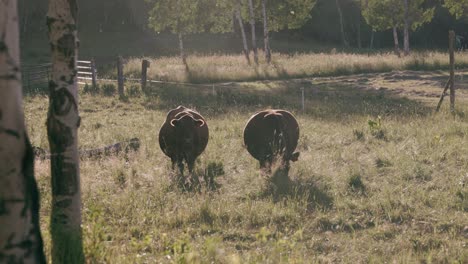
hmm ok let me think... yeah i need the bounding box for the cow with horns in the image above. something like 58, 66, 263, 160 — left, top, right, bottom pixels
159, 106, 209, 178
243, 109, 300, 171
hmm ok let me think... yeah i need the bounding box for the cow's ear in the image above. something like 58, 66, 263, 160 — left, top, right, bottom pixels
170, 119, 179, 127
195, 119, 205, 127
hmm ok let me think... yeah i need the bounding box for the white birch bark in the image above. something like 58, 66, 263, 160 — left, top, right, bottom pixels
46, 0, 84, 262
248, 0, 258, 65
236, 0, 251, 65
393, 26, 401, 57
357, 0, 362, 49
0, 0, 46, 263
335, 0, 349, 47
403, 0, 410, 56
262, 0, 271, 64
178, 32, 187, 66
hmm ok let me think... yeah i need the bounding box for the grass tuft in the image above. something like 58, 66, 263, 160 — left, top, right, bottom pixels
348, 173, 366, 194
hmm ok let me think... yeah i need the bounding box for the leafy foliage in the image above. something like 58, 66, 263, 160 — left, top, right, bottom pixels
146, 0, 209, 34
363, 0, 434, 32
266, 0, 318, 31
444, 0, 468, 19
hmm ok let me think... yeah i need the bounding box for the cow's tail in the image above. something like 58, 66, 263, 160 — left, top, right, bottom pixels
264, 112, 287, 159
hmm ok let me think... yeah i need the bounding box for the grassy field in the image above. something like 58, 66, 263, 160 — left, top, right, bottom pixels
25, 69, 468, 263
120, 51, 468, 84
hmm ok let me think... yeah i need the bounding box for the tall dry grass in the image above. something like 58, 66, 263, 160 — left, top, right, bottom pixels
122, 51, 468, 83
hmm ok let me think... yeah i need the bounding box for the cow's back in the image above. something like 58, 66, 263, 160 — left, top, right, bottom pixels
187, 110, 209, 157
274, 110, 299, 154
244, 109, 299, 161
159, 106, 209, 158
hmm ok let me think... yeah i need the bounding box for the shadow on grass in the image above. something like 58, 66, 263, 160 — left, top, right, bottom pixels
141, 79, 432, 120
168, 161, 224, 193
258, 166, 334, 211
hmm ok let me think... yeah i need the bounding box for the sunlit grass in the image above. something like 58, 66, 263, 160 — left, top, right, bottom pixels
25, 72, 468, 263
119, 51, 468, 83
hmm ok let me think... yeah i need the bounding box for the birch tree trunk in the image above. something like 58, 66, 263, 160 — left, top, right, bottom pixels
393, 26, 401, 57
357, 0, 362, 49
178, 32, 187, 66
403, 0, 410, 56
335, 0, 349, 47
46, 0, 84, 262
236, 0, 251, 65
248, 0, 258, 65
370, 30, 374, 49
0, 0, 46, 263
262, 0, 271, 64
357, 21, 361, 49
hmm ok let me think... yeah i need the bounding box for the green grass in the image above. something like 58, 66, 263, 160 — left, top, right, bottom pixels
26, 70, 468, 263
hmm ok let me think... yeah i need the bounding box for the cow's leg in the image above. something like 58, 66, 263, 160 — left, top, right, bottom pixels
187, 158, 201, 187
177, 159, 184, 176
260, 159, 272, 174
187, 158, 195, 174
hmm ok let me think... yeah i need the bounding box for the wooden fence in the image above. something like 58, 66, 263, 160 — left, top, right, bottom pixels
77, 59, 97, 87
22, 59, 96, 92
22, 63, 51, 92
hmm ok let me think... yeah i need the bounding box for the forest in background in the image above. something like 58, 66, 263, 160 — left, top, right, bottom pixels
18, 0, 468, 64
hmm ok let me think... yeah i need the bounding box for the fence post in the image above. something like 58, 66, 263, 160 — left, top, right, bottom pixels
141, 59, 150, 92
27, 70, 30, 92
117, 56, 124, 98
301, 87, 305, 114
91, 58, 97, 90
449, 30, 455, 113
436, 31, 457, 113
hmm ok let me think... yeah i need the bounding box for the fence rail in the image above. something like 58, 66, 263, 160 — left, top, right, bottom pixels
21, 59, 96, 92
77, 60, 97, 86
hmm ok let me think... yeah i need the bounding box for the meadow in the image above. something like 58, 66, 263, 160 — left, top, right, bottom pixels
121, 51, 468, 84
25, 67, 468, 263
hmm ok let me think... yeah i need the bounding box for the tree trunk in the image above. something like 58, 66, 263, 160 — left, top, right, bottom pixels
357, 0, 362, 49
393, 26, 401, 57
248, 0, 259, 65
262, 0, 271, 64
46, 0, 85, 263
178, 32, 187, 66
403, 0, 410, 56
335, 0, 349, 47
117, 56, 124, 98
22, 11, 28, 34
232, 12, 236, 34
357, 20, 361, 49
0, 0, 46, 263
370, 30, 375, 49
449, 30, 455, 112
236, 0, 251, 65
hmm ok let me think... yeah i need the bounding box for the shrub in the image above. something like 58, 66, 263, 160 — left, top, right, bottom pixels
127, 84, 141, 97
83, 83, 99, 94
101, 83, 116, 96
368, 116, 387, 140
348, 173, 366, 194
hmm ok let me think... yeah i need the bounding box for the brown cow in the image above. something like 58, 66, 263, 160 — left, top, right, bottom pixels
159, 106, 209, 177
243, 109, 300, 171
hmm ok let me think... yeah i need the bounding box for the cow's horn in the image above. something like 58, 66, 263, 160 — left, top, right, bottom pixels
264, 112, 282, 118
170, 117, 183, 127
196, 118, 205, 127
